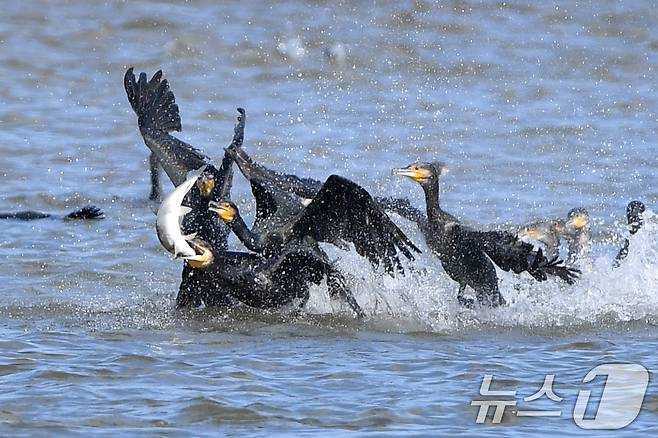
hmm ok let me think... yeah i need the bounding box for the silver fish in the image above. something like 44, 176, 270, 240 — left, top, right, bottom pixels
156, 165, 206, 259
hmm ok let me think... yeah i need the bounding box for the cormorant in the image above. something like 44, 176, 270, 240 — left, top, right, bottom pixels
391, 162, 579, 307
221, 138, 429, 227
124, 68, 365, 316
209, 173, 420, 274
183, 238, 362, 315
222, 138, 420, 273
518, 220, 563, 261
125, 67, 237, 308
519, 208, 591, 267
562, 208, 591, 266
614, 200, 646, 266
0, 206, 103, 221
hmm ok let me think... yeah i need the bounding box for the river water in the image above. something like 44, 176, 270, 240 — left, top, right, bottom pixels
1, 0, 657, 435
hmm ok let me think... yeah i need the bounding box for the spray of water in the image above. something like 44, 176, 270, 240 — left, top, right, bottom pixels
304, 210, 658, 333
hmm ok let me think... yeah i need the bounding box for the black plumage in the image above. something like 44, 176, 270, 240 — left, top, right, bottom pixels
0, 206, 104, 221
223, 142, 420, 273
614, 200, 646, 266
124, 69, 364, 316
391, 162, 580, 307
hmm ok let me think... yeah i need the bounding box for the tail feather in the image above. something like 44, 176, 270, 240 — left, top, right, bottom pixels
124, 67, 182, 134
66, 206, 104, 220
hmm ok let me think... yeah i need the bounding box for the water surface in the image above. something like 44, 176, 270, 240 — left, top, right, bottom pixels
1, 0, 657, 435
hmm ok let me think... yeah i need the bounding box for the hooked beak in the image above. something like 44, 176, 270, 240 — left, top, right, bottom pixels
392, 166, 432, 182
185, 240, 214, 268
208, 201, 236, 223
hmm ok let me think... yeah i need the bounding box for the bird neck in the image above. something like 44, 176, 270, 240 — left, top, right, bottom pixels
227, 213, 265, 253
422, 180, 444, 222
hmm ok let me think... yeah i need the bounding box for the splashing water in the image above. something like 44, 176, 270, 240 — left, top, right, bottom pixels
304, 210, 658, 333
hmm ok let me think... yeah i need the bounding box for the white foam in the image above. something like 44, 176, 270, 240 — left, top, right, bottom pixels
305, 210, 658, 333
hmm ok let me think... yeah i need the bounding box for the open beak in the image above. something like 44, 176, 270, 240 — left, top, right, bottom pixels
185, 240, 214, 268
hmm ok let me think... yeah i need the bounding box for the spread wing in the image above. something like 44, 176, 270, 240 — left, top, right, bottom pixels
226, 141, 322, 199
124, 68, 209, 186
378, 196, 428, 227
469, 228, 580, 284
287, 175, 421, 274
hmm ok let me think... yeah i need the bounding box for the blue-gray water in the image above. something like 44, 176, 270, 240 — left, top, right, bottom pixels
1, 0, 658, 435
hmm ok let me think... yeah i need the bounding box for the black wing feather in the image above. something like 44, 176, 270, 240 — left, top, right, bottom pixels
473, 229, 580, 284
124, 68, 209, 186
288, 175, 420, 273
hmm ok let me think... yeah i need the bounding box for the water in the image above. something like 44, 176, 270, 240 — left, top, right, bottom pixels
1, 0, 658, 435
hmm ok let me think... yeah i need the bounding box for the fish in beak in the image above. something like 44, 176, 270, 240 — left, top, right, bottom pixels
185, 239, 215, 268
156, 165, 206, 258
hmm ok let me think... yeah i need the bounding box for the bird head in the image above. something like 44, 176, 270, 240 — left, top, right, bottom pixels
392, 162, 447, 187
565, 207, 589, 233
185, 239, 215, 269
196, 171, 216, 198
208, 200, 238, 223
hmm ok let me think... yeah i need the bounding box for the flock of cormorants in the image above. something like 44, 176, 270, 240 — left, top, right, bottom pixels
4, 67, 644, 317
120, 67, 649, 317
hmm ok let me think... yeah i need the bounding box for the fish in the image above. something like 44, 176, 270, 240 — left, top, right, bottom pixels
155, 165, 206, 259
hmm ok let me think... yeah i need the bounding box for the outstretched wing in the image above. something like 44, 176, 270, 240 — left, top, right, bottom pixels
124, 68, 209, 186
377, 196, 428, 226
471, 229, 579, 284
226, 140, 323, 199
287, 175, 421, 274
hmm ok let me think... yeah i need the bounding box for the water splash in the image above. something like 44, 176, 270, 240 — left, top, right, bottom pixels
305, 209, 658, 333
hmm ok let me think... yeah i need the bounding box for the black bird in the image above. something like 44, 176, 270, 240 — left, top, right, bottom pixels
224, 139, 429, 231
0, 206, 103, 221
125, 67, 239, 307
614, 200, 646, 266
562, 208, 591, 266
182, 239, 362, 315
124, 69, 365, 316
391, 162, 580, 307
209, 173, 420, 274
223, 138, 420, 271
518, 220, 563, 261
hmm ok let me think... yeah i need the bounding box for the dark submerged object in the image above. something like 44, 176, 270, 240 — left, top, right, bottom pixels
391, 162, 580, 307
614, 200, 646, 266
0, 206, 104, 220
